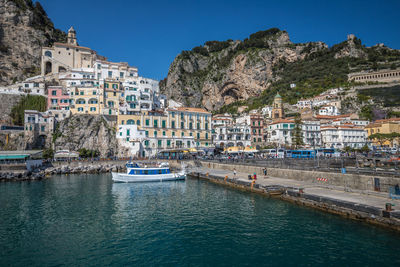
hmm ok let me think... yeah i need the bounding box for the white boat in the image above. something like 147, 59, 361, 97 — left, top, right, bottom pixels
111, 162, 186, 183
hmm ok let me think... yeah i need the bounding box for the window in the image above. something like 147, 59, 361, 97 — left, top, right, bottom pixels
154, 119, 158, 128
171, 121, 175, 129
162, 131, 166, 136
78, 107, 84, 112
145, 119, 150, 126
80, 91, 84, 95
120, 132, 122, 136
187, 141, 191, 147
112, 84, 118, 89
145, 131, 149, 137
120, 72, 124, 78
172, 132, 175, 137
51, 90, 57, 95
158, 140, 162, 147
189, 122, 193, 130
121, 120, 125, 125
181, 122, 184, 129
190, 132, 193, 137
181, 132, 184, 137
167, 140, 171, 147
126, 129, 130, 136
205, 123, 208, 130
137, 120, 140, 125
197, 122, 200, 129
44, 51, 52, 57
145, 140, 149, 147
181, 112, 184, 119
197, 133, 200, 139
93, 91, 96, 95
205, 133, 208, 139
108, 71, 112, 78
41, 126, 45, 132
162, 120, 166, 128
127, 120, 134, 125
90, 107, 96, 112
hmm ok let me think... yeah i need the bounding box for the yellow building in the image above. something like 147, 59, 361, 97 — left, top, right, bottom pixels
101, 80, 122, 115
70, 86, 101, 115
365, 118, 400, 147
117, 107, 212, 151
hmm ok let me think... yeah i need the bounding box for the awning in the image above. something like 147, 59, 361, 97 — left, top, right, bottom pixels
0, 154, 29, 160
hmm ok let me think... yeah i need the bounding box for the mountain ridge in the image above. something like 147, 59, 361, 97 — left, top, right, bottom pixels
160, 28, 400, 112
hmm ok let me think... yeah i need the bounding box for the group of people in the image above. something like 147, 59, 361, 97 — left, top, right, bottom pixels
232, 167, 268, 180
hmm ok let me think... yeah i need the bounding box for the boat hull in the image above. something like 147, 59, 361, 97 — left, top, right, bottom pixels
112, 172, 186, 183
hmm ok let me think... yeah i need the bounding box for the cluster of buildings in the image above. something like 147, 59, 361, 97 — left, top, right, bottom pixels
212, 94, 372, 150
2, 27, 400, 156
0, 27, 211, 157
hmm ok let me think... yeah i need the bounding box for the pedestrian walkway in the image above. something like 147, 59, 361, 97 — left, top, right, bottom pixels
189, 166, 400, 211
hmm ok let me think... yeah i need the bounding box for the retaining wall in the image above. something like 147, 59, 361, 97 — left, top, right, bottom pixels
202, 161, 400, 192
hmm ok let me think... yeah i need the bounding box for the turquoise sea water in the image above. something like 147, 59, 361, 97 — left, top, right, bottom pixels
0, 174, 400, 266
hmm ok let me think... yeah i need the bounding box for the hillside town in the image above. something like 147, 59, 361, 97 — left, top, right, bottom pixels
0, 27, 399, 159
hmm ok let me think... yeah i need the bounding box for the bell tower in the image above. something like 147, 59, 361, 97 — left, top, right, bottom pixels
67, 26, 77, 45
272, 92, 284, 119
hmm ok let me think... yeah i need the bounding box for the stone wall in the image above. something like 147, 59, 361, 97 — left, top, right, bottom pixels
202, 161, 400, 192
0, 94, 22, 124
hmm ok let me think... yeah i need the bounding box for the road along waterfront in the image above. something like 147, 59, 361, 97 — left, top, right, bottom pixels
1, 173, 400, 266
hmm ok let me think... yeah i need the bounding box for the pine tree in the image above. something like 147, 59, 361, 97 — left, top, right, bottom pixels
292, 116, 304, 148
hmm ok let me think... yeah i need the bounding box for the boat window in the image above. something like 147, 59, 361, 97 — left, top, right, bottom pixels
144, 170, 148, 175
158, 170, 162, 174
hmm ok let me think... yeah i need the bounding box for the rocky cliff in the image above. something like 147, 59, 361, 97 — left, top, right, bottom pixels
0, 0, 66, 85
160, 28, 400, 112
53, 115, 118, 158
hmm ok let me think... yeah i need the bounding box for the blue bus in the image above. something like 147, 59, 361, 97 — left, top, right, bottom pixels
286, 150, 315, 159
315, 148, 336, 157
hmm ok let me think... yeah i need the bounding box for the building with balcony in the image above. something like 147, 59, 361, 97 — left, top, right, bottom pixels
212, 123, 251, 148
70, 86, 101, 115
321, 124, 367, 149
24, 110, 55, 149
266, 119, 295, 147
117, 107, 212, 157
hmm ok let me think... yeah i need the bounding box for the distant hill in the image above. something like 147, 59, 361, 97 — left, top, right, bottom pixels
160, 28, 400, 112
0, 0, 66, 85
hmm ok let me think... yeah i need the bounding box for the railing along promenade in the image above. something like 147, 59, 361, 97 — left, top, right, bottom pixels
199, 158, 400, 178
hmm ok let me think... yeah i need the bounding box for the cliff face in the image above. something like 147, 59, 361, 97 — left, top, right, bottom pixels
53, 115, 118, 158
160, 29, 326, 110
0, 0, 66, 85
160, 29, 399, 111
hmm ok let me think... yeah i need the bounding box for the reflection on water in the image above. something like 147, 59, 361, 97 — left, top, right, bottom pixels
0, 174, 399, 266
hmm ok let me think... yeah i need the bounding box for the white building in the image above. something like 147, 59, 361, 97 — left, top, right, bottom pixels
261, 106, 273, 117
301, 120, 321, 148
321, 124, 367, 149
95, 60, 138, 82
318, 105, 339, 116
266, 119, 295, 146
236, 114, 250, 125
120, 77, 160, 114
212, 123, 251, 148
212, 113, 233, 127
58, 68, 98, 89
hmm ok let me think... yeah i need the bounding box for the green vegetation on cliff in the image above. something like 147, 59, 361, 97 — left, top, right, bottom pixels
10, 95, 47, 125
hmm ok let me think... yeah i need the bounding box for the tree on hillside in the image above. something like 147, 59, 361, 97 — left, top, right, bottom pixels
368, 133, 391, 148
292, 116, 304, 148
10, 95, 46, 125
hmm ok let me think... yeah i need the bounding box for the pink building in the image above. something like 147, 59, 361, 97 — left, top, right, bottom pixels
47, 86, 70, 110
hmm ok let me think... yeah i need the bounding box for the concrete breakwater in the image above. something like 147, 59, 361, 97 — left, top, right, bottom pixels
202, 161, 400, 193
0, 163, 122, 182
190, 171, 400, 232
0, 160, 189, 182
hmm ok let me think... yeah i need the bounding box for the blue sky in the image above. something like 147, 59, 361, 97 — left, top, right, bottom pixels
37, 0, 400, 80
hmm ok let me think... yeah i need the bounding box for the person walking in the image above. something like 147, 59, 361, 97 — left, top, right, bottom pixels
233, 168, 237, 177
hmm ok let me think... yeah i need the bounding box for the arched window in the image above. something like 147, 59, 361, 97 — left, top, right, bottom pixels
127, 120, 135, 125
44, 51, 52, 57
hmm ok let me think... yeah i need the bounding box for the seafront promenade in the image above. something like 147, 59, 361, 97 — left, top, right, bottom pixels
189, 165, 400, 231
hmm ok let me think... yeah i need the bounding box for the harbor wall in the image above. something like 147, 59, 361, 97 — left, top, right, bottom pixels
190, 172, 400, 232
201, 161, 400, 193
